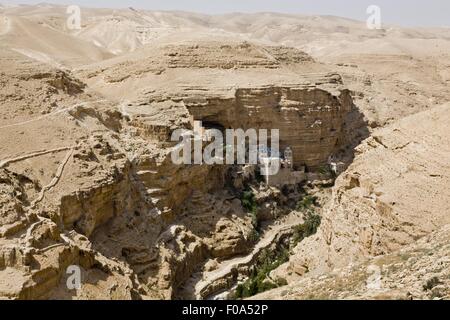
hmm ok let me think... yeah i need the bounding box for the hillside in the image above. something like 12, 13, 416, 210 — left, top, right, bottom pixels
0, 4, 449, 300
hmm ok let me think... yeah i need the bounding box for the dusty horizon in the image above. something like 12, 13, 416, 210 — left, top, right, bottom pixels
0, 2, 449, 303
2, 0, 450, 27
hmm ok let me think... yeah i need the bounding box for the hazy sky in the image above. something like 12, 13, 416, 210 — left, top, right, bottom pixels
3, 0, 450, 27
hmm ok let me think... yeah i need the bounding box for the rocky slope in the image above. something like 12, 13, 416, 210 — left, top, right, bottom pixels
0, 4, 449, 300
0, 35, 354, 299
254, 224, 450, 300
264, 103, 450, 298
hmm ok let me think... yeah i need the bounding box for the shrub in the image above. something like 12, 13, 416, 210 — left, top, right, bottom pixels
292, 211, 321, 247
318, 165, 331, 175
234, 248, 290, 299
248, 229, 260, 242
318, 165, 336, 178
241, 190, 259, 228
423, 277, 442, 291
297, 195, 319, 211
242, 190, 257, 213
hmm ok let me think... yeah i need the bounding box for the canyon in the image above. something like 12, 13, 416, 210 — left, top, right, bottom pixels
0, 4, 449, 300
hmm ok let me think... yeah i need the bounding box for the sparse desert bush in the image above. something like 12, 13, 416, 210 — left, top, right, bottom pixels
234, 248, 290, 299
241, 189, 259, 228
297, 195, 319, 211
292, 211, 321, 247
423, 277, 442, 291
318, 164, 336, 178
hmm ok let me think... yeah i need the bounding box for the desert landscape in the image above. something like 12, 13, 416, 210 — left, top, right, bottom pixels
0, 3, 449, 300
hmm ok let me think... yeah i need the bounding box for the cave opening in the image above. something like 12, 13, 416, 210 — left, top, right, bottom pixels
201, 120, 226, 132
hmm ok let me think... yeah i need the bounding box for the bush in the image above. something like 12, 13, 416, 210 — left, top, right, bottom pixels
292, 211, 321, 247
423, 277, 442, 291
241, 190, 259, 228
248, 229, 260, 242
234, 248, 290, 299
242, 190, 257, 213
318, 165, 336, 178
297, 195, 318, 211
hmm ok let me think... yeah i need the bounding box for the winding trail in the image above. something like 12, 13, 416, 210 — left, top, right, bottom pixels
20, 148, 74, 250
0, 146, 74, 169
181, 211, 304, 299
0, 100, 106, 131
30, 148, 74, 208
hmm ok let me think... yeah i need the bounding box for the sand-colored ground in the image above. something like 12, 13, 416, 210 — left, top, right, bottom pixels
0, 4, 449, 300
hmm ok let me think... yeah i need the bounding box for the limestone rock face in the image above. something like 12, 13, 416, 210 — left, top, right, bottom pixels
253, 224, 450, 300
0, 170, 29, 237
3, 5, 449, 301
2, 36, 354, 299
78, 42, 315, 82
88, 42, 355, 169
184, 82, 352, 169
275, 104, 450, 283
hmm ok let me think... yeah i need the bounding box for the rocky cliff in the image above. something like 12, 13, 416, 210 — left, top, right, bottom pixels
0, 41, 357, 299
1, 5, 450, 301
265, 104, 450, 295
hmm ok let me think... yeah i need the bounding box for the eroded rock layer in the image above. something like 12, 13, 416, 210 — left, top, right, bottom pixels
2, 4, 449, 301
0, 38, 356, 300
267, 104, 450, 294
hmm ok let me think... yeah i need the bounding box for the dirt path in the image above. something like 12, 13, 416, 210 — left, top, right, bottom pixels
181, 211, 304, 299
0, 146, 74, 169
30, 148, 74, 208
0, 100, 106, 131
